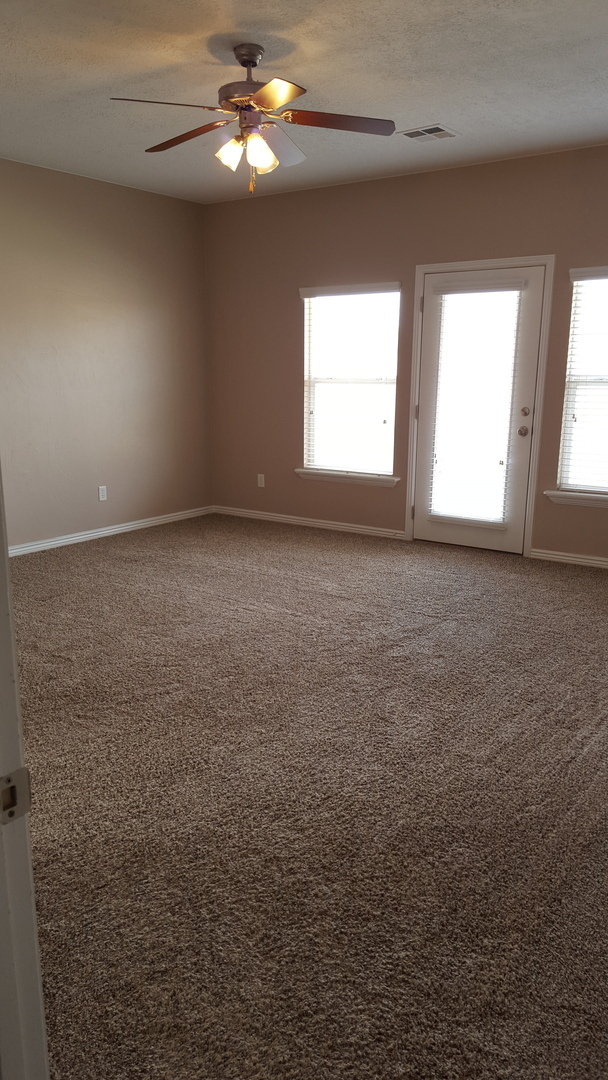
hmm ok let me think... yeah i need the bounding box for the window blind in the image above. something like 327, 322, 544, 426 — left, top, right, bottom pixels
429, 288, 521, 522
558, 275, 608, 493
302, 289, 400, 475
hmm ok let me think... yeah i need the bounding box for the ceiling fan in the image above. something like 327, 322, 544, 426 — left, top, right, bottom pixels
112, 43, 396, 193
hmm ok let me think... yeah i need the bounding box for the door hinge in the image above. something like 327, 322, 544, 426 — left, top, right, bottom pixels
420, 295, 424, 313
411, 505, 415, 519
1, 768, 31, 824
415, 404, 419, 420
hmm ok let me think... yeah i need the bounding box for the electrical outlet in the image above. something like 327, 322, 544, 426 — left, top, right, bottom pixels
257, 474, 265, 488
98, 486, 107, 502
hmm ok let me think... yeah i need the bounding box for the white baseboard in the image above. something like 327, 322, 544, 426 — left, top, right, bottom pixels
529, 548, 608, 570
8, 506, 214, 557
208, 505, 408, 540
8, 505, 407, 557
11, 510, 604, 565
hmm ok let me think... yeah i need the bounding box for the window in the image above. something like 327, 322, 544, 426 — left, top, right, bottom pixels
300, 284, 401, 479
557, 271, 608, 494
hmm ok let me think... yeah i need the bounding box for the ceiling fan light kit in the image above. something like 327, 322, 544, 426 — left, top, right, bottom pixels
112, 43, 396, 194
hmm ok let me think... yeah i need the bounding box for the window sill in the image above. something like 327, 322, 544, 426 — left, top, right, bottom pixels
544, 489, 608, 507
295, 468, 401, 487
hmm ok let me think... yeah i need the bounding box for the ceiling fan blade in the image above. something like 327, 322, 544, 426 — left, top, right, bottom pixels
280, 109, 395, 136
261, 123, 306, 166
112, 97, 233, 113
250, 78, 307, 111
145, 118, 236, 153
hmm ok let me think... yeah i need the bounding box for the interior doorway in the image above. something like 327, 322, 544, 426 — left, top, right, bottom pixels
407, 258, 554, 554
0, 462, 49, 1080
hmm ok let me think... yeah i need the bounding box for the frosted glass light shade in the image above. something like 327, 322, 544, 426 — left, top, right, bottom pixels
255, 158, 280, 175
215, 138, 244, 172
245, 132, 279, 171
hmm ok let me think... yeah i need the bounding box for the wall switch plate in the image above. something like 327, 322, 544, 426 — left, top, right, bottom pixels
98, 486, 107, 501
257, 474, 265, 488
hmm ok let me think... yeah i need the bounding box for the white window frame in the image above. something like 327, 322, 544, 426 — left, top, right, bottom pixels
544, 267, 608, 508
297, 283, 402, 486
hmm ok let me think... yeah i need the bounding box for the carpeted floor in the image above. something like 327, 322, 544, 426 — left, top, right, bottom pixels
9, 515, 608, 1080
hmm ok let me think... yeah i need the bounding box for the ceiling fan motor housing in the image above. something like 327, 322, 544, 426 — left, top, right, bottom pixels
218, 81, 267, 111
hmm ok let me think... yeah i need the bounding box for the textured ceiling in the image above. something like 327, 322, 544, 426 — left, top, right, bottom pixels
1, 0, 608, 204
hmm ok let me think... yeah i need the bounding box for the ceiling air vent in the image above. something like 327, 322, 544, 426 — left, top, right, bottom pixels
401, 125, 457, 144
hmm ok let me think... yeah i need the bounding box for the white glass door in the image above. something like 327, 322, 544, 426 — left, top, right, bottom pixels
413, 265, 546, 553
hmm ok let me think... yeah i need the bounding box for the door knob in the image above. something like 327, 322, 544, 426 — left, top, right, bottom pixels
518, 425, 529, 436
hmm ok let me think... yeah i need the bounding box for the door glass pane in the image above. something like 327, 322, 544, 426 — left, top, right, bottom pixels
430, 290, 521, 521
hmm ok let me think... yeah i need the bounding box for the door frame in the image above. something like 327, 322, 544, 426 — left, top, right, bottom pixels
405, 255, 555, 554
0, 464, 50, 1080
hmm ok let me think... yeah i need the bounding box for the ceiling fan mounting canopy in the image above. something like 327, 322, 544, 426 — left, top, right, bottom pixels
233, 43, 265, 68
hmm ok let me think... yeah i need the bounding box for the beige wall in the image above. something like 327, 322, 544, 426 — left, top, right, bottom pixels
203, 146, 608, 559
0, 159, 209, 547
1, 147, 606, 559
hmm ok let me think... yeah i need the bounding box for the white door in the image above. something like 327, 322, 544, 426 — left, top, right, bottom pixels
0, 464, 50, 1080
413, 264, 546, 553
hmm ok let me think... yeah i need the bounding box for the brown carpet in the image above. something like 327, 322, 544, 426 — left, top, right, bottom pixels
10, 515, 608, 1080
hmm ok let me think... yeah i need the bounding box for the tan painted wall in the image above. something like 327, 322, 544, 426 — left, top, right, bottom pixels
1, 147, 606, 558
0, 159, 209, 548
203, 146, 608, 559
